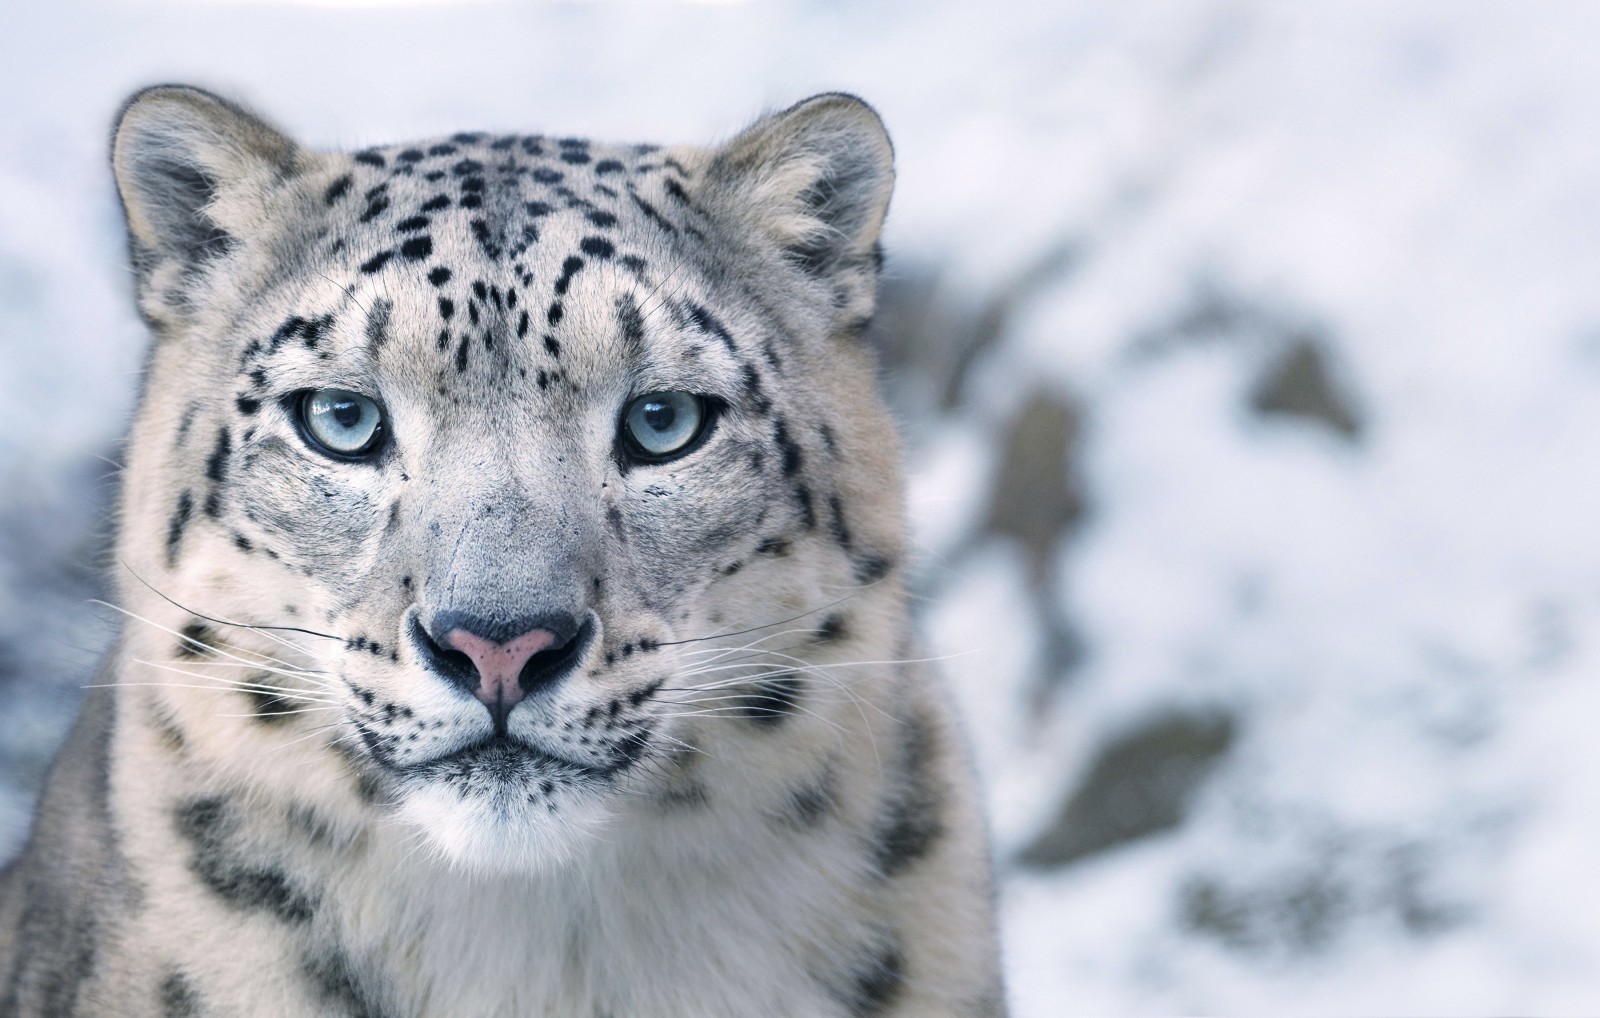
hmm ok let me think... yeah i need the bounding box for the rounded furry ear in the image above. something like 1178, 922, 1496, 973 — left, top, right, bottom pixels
112, 85, 301, 281
703, 93, 895, 289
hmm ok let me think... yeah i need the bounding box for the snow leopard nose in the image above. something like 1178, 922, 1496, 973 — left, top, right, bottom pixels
411, 611, 591, 731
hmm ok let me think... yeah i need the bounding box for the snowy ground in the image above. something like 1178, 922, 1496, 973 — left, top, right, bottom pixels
3, 1, 1599, 1014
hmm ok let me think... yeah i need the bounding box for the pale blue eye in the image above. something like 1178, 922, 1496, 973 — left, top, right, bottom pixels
623, 391, 706, 458
299, 388, 385, 457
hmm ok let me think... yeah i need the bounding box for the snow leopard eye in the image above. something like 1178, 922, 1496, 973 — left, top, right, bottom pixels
621, 391, 710, 461
296, 388, 387, 459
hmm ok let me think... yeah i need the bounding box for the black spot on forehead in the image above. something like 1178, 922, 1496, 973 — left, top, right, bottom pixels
616, 295, 645, 354
554, 255, 584, 296
470, 219, 502, 259
358, 186, 390, 223
324, 174, 353, 205
662, 176, 692, 205
685, 302, 736, 351
365, 297, 393, 349
629, 191, 677, 234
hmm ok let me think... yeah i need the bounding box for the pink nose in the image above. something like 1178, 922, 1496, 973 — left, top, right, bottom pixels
443, 627, 559, 712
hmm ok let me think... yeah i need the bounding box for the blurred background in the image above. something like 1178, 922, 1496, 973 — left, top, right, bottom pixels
3, 1, 1600, 1013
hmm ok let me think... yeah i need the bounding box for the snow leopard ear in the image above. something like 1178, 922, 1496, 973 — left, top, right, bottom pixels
112, 85, 302, 295
702, 93, 894, 328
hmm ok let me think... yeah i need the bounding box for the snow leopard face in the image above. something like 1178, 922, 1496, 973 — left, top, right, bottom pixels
111, 87, 904, 869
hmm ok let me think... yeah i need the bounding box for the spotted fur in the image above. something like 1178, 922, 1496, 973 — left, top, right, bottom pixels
0, 86, 1004, 1017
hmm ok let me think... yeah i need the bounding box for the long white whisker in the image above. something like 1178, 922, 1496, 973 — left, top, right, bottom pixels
87, 682, 335, 705
97, 601, 330, 682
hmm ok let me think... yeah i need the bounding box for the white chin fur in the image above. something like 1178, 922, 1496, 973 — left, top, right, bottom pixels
395, 780, 611, 875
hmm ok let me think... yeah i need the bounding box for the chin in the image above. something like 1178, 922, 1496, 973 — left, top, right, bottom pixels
393, 763, 615, 875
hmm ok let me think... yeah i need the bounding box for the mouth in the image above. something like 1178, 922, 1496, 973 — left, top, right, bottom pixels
410, 733, 604, 782
396, 726, 654, 789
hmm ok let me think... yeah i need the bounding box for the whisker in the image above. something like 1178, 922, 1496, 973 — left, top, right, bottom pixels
216, 706, 339, 719
655, 594, 860, 649
125, 658, 340, 698
114, 562, 343, 641
86, 682, 334, 705
98, 603, 337, 691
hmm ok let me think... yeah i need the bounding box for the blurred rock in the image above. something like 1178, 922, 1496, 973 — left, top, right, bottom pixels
1126, 283, 1262, 361
1248, 338, 1363, 440
1129, 283, 1364, 441
1178, 838, 1470, 955
938, 242, 1082, 413
983, 388, 1085, 582
981, 388, 1087, 692
1018, 709, 1236, 868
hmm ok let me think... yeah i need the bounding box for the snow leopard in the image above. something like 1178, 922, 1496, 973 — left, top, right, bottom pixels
0, 85, 1004, 1017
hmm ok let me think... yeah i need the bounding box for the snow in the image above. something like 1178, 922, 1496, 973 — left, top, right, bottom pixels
3, 1, 1599, 1013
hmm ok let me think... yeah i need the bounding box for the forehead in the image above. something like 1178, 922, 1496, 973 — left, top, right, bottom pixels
321, 131, 694, 287
270, 131, 735, 397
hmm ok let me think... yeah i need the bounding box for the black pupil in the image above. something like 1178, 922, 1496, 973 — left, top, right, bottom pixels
642, 401, 675, 433
331, 401, 363, 430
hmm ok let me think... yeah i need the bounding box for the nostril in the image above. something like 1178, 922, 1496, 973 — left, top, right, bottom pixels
516, 617, 593, 695
409, 616, 479, 693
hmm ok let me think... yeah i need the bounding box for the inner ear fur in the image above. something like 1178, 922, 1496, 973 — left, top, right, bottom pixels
702, 93, 895, 280
112, 85, 302, 276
